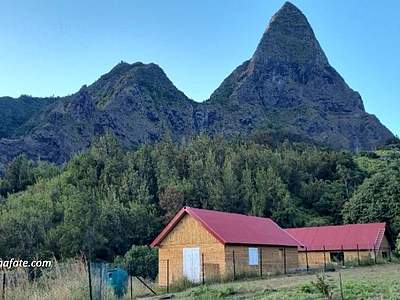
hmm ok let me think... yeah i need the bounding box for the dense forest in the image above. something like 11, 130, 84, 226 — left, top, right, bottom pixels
0, 134, 399, 264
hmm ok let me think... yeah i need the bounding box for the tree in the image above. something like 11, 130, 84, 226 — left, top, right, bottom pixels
0, 180, 57, 260
251, 168, 269, 217
219, 159, 241, 212
0, 155, 34, 196
159, 185, 185, 223
240, 166, 254, 213
251, 167, 290, 219
343, 169, 400, 235
57, 188, 105, 259
116, 245, 158, 279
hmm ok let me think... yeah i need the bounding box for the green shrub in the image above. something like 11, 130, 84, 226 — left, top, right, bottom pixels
299, 282, 317, 294
312, 273, 335, 300
114, 245, 158, 279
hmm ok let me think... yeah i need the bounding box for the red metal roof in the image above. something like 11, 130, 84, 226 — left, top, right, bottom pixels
151, 207, 300, 247
285, 223, 387, 251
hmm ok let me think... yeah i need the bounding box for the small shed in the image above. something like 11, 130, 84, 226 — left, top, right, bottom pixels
286, 223, 393, 268
151, 207, 299, 286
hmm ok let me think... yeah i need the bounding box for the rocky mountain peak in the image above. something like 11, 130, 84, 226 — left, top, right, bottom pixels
86, 62, 189, 108
0, 2, 394, 172
252, 1, 328, 66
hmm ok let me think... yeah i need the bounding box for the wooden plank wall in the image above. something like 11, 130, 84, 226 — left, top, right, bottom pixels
298, 235, 392, 268
224, 245, 298, 277
298, 251, 330, 268
158, 214, 225, 286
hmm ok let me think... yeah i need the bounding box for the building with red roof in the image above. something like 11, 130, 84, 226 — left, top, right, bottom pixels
151, 207, 300, 285
286, 223, 393, 268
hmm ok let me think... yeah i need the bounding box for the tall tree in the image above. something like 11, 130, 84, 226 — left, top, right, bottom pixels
343, 169, 400, 235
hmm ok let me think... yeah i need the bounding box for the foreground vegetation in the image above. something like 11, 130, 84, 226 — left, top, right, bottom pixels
2, 260, 399, 299
1, 258, 160, 300
0, 134, 399, 268
175, 263, 400, 299
2, 259, 96, 300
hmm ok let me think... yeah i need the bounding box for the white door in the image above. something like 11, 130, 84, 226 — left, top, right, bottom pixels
183, 247, 201, 282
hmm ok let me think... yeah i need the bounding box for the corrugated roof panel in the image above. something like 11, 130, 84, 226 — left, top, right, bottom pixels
285, 223, 386, 251
151, 207, 300, 247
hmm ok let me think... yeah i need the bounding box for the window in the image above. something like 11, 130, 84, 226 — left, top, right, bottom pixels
248, 247, 259, 265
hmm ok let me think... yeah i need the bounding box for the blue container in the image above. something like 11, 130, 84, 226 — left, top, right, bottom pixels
107, 267, 128, 298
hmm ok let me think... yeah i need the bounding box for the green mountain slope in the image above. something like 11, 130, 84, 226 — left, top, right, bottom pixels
0, 95, 56, 138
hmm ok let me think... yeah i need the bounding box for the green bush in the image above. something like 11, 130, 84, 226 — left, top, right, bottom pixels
312, 273, 335, 300
115, 245, 158, 279
299, 282, 317, 294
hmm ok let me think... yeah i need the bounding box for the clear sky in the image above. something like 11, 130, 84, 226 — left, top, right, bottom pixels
0, 0, 398, 135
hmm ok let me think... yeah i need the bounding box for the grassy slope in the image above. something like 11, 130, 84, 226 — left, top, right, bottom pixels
174, 264, 400, 300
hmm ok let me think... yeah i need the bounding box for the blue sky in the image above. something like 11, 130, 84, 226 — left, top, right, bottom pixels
0, 0, 398, 135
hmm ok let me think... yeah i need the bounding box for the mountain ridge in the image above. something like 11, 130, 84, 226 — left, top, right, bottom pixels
0, 1, 394, 170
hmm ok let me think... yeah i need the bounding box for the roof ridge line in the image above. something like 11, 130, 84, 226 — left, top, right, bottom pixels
185, 207, 227, 244
282, 228, 304, 248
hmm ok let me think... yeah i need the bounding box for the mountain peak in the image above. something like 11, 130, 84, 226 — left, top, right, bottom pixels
0, 2, 394, 171
252, 1, 328, 66
278, 1, 304, 15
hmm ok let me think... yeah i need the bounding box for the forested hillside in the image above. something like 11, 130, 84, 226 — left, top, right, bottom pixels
0, 134, 399, 262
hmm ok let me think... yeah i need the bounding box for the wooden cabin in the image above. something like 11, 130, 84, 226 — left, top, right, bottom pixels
151, 207, 300, 286
286, 223, 393, 268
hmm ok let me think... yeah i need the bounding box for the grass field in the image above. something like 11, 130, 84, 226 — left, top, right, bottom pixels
171, 264, 400, 300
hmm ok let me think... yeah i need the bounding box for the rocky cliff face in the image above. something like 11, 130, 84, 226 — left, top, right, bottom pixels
0, 62, 197, 168
0, 96, 56, 138
0, 2, 393, 169
205, 2, 393, 150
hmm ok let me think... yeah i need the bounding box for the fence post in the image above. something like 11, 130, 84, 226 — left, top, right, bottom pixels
339, 272, 344, 300
259, 248, 263, 277
357, 244, 360, 265
130, 263, 133, 300
99, 264, 103, 300
232, 250, 236, 280
323, 245, 326, 272
283, 248, 287, 274
305, 247, 309, 272
87, 260, 93, 300
166, 260, 170, 293
202, 253, 205, 285
341, 245, 345, 266
2, 271, 5, 300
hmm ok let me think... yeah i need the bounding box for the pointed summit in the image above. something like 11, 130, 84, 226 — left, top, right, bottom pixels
208, 1, 393, 150
278, 1, 303, 14
252, 1, 328, 66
